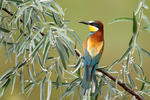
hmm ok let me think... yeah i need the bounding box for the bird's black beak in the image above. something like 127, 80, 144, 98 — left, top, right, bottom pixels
79, 21, 89, 25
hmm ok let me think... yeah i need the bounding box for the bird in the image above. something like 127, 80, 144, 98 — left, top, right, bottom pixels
79, 20, 104, 91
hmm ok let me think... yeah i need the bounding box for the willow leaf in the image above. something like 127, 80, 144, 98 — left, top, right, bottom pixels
47, 79, 52, 100
0, 78, 10, 97
110, 17, 133, 24
133, 13, 137, 34
42, 41, 51, 65
11, 73, 17, 94
118, 46, 132, 63
0, 0, 4, 10
0, 27, 10, 33
141, 48, 150, 57
20, 68, 24, 94
40, 76, 47, 100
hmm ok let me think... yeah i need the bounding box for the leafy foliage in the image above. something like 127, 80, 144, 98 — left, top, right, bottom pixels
0, 0, 80, 100
0, 0, 150, 100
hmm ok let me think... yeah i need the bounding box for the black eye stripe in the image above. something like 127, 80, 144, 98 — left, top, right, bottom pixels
90, 23, 101, 29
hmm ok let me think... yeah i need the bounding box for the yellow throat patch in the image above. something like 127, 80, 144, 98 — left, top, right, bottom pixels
88, 25, 98, 32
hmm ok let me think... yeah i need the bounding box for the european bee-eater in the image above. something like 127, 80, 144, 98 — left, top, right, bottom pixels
79, 20, 104, 90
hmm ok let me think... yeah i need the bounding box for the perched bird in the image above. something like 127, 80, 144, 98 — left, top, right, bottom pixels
79, 20, 104, 90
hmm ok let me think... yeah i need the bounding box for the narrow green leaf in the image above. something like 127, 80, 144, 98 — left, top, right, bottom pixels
20, 68, 24, 94
110, 17, 133, 24
41, 2, 58, 14
23, 9, 26, 31
142, 15, 150, 25
30, 38, 43, 58
0, 27, 10, 33
27, 66, 36, 84
56, 37, 69, 69
132, 62, 139, 75
99, 79, 103, 94
118, 46, 132, 63
38, 54, 47, 71
109, 59, 119, 70
0, 68, 13, 81
15, 5, 29, 23
144, 24, 150, 32
133, 13, 137, 34
53, 12, 63, 27
26, 84, 35, 98
24, 82, 34, 91
47, 79, 52, 100
122, 68, 125, 83
135, 1, 142, 15
127, 73, 135, 88
42, 41, 51, 65
0, 0, 4, 10
136, 44, 142, 66
11, 73, 17, 94
141, 48, 150, 57
6, 0, 23, 3
140, 77, 146, 91
55, 58, 60, 76
101, 77, 112, 89
67, 31, 81, 46
136, 77, 150, 85
34, 0, 43, 11
126, 54, 130, 71
40, 76, 47, 100
25, 7, 33, 27
0, 78, 10, 97
53, 0, 64, 16
59, 78, 80, 100
129, 35, 133, 46
134, 63, 144, 76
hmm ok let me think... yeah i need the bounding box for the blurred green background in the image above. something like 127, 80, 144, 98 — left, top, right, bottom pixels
0, 0, 150, 100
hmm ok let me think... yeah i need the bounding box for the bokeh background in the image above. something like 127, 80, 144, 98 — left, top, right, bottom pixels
0, 0, 150, 100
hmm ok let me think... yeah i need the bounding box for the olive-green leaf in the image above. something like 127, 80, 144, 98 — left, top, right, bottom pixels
27, 66, 36, 84
118, 46, 132, 63
133, 13, 137, 34
40, 76, 47, 100
47, 79, 52, 100
0, 78, 10, 97
110, 17, 133, 24
135, 1, 142, 15
11, 73, 17, 94
0, 27, 10, 33
20, 68, 24, 94
42, 41, 51, 65
132, 62, 139, 75
30, 38, 44, 58
53, 12, 63, 27
141, 48, 150, 58
0, 0, 4, 10
127, 73, 135, 88
56, 37, 69, 69
136, 44, 143, 66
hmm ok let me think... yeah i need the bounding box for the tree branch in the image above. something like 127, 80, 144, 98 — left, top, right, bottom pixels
96, 69, 143, 100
